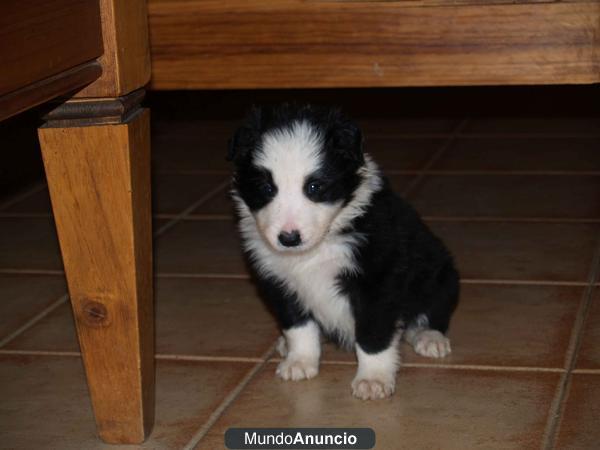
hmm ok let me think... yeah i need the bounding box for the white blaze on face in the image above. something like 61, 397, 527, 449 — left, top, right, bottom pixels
253, 121, 343, 252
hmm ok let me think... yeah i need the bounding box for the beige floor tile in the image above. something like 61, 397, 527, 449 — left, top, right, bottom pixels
429, 222, 598, 282
434, 138, 600, 171
0, 217, 62, 270
463, 118, 600, 135
367, 138, 444, 170
575, 288, 600, 369
0, 274, 66, 342
200, 363, 558, 450
321, 284, 583, 368
0, 355, 252, 449
555, 374, 600, 450
3, 301, 78, 352
406, 284, 581, 368
152, 133, 232, 173
152, 119, 237, 139
152, 173, 227, 214
155, 220, 247, 275
7, 277, 278, 358
152, 277, 278, 357
411, 175, 600, 218
191, 185, 235, 216
387, 175, 415, 194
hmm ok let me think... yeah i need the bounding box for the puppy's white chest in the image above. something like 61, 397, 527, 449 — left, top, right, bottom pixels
277, 240, 357, 346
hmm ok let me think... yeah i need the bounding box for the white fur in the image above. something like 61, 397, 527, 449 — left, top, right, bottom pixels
409, 330, 452, 358
232, 123, 383, 348
330, 154, 383, 234
403, 314, 452, 358
276, 321, 321, 381
235, 205, 359, 347
352, 336, 401, 400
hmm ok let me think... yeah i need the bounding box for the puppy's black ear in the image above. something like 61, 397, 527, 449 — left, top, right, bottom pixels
325, 109, 364, 164
227, 106, 262, 163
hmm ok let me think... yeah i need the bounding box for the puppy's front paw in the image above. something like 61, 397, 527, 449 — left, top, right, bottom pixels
413, 330, 451, 358
276, 336, 288, 357
276, 357, 319, 381
351, 376, 395, 400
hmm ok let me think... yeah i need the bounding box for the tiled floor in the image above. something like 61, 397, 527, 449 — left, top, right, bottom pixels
1, 114, 599, 450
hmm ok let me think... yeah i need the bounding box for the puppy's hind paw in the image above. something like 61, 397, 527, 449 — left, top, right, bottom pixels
412, 330, 451, 358
351, 377, 395, 400
276, 357, 319, 381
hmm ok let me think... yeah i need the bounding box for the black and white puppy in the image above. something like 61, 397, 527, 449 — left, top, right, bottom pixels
228, 104, 459, 400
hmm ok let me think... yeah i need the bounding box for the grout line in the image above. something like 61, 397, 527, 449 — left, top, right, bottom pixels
0, 212, 53, 218
571, 368, 600, 374
156, 272, 251, 280
155, 354, 263, 363
266, 357, 564, 373
154, 169, 229, 176
315, 360, 565, 373
154, 213, 233, 221
0, 268, 65, 276
154, 169, 600, 177
541, 232, 600, 450
0, 349, 80, 357
0, 182, 47, 211
163, 214, 600, 224
459, 279, 589, 287
422, 217, 600, 224
364, 132, 600, 139
402, 118, 469, 198
181, 342, 278, 450
456, 133, 600, 139
385, 363, 563, 373
1, 268, 593, 287
0, 349, 266, 364
2, 211, 600, 224
0, 294, 69, 348
364, 133, 454, 139
0, 347, 571, 375
153, 179, 231, 238
386, 170, 600, 176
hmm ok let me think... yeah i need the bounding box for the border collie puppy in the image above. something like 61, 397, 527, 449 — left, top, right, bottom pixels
228, 104, 459, 400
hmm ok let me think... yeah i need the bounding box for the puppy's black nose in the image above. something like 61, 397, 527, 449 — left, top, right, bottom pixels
278, 230, 302, 247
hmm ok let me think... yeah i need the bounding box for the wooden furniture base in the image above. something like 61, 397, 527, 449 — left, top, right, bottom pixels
38, 91, 154, 444
148, 0, 600, 89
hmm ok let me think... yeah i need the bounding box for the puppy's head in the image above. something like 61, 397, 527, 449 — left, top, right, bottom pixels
228, 104, 365, 253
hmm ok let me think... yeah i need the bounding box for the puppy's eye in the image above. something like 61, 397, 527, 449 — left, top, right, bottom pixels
259, 182, 275, 196
306, 182, 321, 195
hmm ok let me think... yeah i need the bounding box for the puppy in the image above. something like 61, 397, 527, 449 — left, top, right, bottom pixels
228, 104, 459, 400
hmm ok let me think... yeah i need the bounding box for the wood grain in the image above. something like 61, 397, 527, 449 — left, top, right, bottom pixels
44, 89, 145, 127
38, 110, 154, 444
0, 0, 102, 96
77, 0, 151, 97
147, 0, 600, 89
0, 62, 101, 122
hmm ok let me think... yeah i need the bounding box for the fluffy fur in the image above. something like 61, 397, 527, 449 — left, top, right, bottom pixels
228, 104, 459, 400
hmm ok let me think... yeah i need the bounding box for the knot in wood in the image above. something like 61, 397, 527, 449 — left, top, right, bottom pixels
82, 301, 109, 327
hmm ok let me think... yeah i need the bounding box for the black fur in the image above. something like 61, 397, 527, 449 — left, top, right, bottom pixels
230, 104, 364, 211
339, 179, 459, 353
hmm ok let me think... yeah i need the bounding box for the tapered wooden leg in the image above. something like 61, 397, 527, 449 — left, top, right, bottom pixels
38, 92, 154, 444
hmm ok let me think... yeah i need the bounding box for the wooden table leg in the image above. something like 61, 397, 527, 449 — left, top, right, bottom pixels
37, 91, 154, 444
